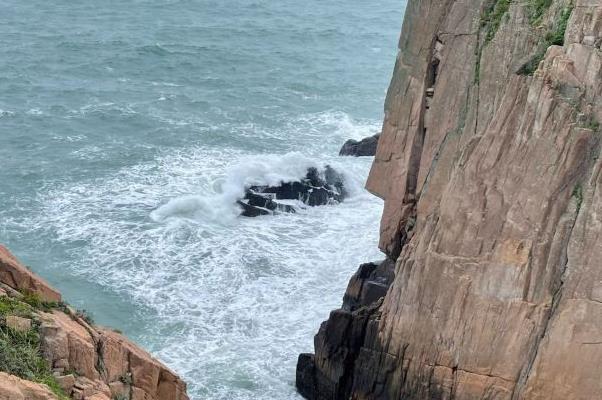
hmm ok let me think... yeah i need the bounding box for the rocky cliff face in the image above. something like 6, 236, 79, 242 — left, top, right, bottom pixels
298, 0, 602, 399
0, 245, 189, 400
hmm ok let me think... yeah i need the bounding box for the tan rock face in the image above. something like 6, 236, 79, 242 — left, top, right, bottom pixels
0, 246, 189, 400
0, 245, 61, 302
0, 372, 58, 400
5, 315, 32, 332
299, 0, 602, 399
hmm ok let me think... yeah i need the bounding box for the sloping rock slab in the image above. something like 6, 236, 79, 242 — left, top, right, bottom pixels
0, 245, 61, 303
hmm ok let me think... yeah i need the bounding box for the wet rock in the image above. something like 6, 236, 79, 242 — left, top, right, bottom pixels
296, 259, 395, 399
239, 166, 347, 217
338, 134, 380, 157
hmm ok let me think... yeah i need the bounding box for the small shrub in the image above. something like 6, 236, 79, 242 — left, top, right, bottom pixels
545, 5, 573, 46
482, 0, 512, 44
517, 5, 573, 76
587, 120, 601, 132
37, 375, 69, 400
0, 296, 33, 318
0, 325, 68, 399
577, 115, 600, 132
528, 0, 553, 25
20, 291, 58, 312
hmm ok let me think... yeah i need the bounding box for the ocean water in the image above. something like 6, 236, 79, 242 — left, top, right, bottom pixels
0, 1, 405, 399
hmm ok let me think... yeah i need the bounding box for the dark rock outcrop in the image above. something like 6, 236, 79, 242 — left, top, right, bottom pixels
238, 166, 347, 217
338, 134, 380, 157
296, 259, 395, 400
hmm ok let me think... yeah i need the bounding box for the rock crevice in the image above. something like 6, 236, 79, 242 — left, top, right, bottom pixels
298, 0, 602, 398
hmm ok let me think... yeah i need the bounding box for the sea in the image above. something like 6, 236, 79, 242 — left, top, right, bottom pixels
0, 1, 406, 398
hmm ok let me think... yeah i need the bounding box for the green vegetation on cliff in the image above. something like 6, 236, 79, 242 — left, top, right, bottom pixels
528, 0, 554, 25
482, 0, 512, 43
517, 4, 573, 75
0, 296, 68, 400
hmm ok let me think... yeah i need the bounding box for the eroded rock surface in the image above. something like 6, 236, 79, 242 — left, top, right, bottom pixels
299, 0, 602, 399
0, 246, 189, 400
0, 372, 59, 400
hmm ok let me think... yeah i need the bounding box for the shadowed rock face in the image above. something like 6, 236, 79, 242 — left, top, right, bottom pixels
296, 259, 395, 400
339, 134, 380, 157
298, 0, 602, 399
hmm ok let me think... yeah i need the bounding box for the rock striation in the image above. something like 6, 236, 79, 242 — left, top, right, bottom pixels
298, 0, 602, 399
0, 245, 189, 400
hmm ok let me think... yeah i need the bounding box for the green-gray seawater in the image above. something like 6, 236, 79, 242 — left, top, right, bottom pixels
0, 1, 406, 398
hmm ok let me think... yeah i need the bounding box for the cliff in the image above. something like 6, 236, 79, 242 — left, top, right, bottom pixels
0, 245, 189, 400
298, 0, 602, 399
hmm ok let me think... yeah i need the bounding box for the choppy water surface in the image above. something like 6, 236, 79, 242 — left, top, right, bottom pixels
0, 1, 405, 398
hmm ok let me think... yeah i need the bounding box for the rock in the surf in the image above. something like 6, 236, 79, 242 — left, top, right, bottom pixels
238, 165, 347, 217
338, 133, 380, 156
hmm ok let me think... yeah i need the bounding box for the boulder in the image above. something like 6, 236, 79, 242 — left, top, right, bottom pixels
56, 374, 76, 394
5, 315, 32, 332
239, 166, 347, 217
338, 134, 380, 157
0, 372, 58, 400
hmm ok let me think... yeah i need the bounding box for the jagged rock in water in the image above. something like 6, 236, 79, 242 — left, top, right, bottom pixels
298, 0, 602, 399
338, 134, 380, 157
238, 165, 347, 217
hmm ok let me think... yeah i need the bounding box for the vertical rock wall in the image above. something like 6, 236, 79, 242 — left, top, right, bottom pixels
298, 0, 602, 399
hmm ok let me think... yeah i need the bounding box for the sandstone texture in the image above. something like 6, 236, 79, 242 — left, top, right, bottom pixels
0, 246, 189, 400
299, 0, 602, 399
0, 372, 59, 400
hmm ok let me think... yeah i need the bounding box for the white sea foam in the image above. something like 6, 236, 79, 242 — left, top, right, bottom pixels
26, 108, 44, 115
150, 152, 320, 223
27, 112, 384, 400
0, 109, 15, 118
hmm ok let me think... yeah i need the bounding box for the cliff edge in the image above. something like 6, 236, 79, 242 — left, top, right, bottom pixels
0, 245, 189, 400
298, 0, 602, 399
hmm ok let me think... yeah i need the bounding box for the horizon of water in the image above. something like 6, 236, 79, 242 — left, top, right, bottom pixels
0, 1, 406, 398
